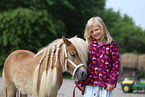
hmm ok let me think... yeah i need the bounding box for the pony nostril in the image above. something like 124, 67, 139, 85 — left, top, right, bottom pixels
81, 71, 87, 79
82, 72, 85, 77
76, 67, 87, 80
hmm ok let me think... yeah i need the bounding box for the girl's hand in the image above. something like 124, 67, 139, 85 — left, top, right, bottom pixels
77, 86, 85, 95
106, 84, 115, 92
79, 86, 85, 91
74, 81, 85, 92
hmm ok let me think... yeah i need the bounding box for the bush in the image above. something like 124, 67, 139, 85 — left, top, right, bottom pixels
0, 8, 65, 67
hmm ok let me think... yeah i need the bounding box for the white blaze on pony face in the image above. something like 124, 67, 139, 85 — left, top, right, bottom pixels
62, 36, 88, 80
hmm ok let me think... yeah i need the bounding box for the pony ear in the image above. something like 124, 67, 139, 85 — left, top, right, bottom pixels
62, 36, 71, 46
74, 35, 77, 38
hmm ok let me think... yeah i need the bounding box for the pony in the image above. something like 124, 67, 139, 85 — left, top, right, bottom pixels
3, 36, 89, 97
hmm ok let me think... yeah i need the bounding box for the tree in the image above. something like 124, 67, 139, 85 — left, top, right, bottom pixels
0, 8, 65, 67
106, 10, 145, 54
57, 0, 106, 37
0, 0, 107, 68
0, 0, 106, 38
1, 0, 145, 68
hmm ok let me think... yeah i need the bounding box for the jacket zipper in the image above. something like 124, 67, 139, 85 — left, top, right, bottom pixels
97, 45, 101, 86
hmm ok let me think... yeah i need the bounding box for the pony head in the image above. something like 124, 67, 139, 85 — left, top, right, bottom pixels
62, 36, 89, 80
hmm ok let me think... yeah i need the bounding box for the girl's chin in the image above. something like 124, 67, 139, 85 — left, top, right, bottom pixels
93, 36, 101, 40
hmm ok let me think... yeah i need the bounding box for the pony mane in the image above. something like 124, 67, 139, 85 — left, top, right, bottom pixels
33, 37, 89, 96
35, 37, 89, 67
69, 37, 89, 66
33, 39, 63, 96
35, 39, 63, 57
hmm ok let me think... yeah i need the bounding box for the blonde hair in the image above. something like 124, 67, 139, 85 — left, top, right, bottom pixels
84, 16, 112, 44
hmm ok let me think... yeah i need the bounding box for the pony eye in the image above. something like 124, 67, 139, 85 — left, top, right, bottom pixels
70, 52, 76, 57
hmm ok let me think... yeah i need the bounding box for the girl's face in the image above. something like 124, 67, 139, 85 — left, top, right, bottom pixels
90, 26, 104, 42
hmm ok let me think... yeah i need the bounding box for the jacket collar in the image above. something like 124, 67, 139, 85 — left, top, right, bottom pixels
91, 39, 118, 47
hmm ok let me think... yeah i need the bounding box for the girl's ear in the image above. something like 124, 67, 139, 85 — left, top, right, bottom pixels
62, 36, 71, 46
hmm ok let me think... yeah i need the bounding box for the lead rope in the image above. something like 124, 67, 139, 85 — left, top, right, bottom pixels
73, 77, 91, 97
73, 86, 77, 97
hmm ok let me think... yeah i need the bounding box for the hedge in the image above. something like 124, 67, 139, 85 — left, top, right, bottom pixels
0, 8, 65, 67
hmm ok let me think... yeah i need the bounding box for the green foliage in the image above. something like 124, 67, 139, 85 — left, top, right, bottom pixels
0, 0, 106, 38
58, 0, 106, 37
102, 8, 122, 28
1, 0, 145, 68
0, 0, 33, 11
106, 9, 145, 54
0, 0, 74, 12
0, 0, 106, 68
0, 8, 65, 67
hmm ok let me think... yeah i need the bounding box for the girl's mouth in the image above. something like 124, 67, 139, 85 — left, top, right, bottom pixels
93, 33, 100, 37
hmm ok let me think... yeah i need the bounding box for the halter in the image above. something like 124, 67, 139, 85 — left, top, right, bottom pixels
63, 44, 85, 79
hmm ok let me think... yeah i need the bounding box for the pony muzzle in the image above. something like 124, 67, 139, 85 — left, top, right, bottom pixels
75, 66, 87, 80
64, 58, 87, 80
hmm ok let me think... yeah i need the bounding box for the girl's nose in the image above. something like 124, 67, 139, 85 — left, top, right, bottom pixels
93, 31, 98, 34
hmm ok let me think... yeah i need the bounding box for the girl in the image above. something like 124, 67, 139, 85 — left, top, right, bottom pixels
76, 16, 120, 97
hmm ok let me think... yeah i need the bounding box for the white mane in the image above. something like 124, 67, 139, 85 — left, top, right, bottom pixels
69, 37, 89, 66
35, 37, 89, 67
32, 37, 89, 97
34, 39, 63, 58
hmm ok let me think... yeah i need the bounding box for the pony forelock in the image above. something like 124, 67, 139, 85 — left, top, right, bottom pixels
69, 37, 89, 66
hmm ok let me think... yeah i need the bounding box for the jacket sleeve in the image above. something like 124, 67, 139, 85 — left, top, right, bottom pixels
108, 44, 120, 87
75, 80, 86, 87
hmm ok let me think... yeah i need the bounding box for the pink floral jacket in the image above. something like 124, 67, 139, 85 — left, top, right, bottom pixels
78, 39, 120, 87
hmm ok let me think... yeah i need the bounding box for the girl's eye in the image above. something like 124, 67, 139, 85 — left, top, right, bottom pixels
95, 29, 99, 31
69, 52, 76, 57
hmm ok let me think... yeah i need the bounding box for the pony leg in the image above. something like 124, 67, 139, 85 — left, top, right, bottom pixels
3, 81, 7, 97
3, 85, 7, 97
7, 85, 17, 97
3, 70, 7, 97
